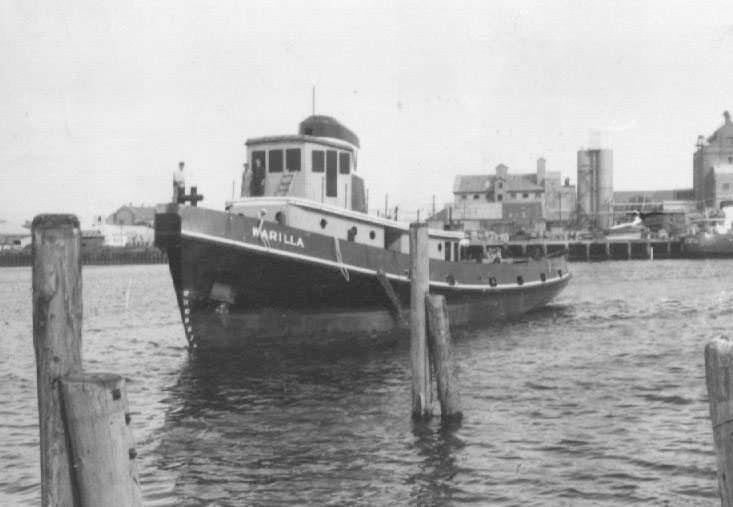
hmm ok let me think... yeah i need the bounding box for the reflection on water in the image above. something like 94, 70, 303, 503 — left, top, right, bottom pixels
0, 261, 728, 505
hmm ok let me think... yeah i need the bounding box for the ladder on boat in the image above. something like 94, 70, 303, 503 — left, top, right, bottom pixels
276, 173, 295, 196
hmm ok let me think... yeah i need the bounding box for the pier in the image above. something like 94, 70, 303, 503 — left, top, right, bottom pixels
489, 238, 684, 262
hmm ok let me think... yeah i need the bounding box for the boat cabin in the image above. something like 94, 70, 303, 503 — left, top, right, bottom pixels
241, 115, 366, 212
228, 115, 466, 260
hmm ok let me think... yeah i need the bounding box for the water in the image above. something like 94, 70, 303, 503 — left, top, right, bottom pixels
0, 261, 726, 505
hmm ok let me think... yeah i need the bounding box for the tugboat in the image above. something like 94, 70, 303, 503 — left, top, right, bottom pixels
683, 201, 733, 258
155, 115, 571, 349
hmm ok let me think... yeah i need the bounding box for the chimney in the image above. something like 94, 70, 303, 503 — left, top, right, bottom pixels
725, 111, 731, 124
536, 157, 546, 185
495, 164, 508, 179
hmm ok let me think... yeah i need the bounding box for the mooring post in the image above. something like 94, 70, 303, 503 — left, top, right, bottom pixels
705, 337, 733, 504
627, 241, 631, 260
585, 242, 590, 262
409, 222, 431, 419
425, 295, 462, 422
60, 373, 143, 506
32, 214, 82, 507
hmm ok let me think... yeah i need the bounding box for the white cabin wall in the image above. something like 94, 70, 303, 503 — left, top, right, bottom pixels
286, 205, 384, 247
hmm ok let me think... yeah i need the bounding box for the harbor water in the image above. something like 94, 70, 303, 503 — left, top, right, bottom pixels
0, 261, 727, 505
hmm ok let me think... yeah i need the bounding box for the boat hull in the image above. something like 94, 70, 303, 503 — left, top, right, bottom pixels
156, 205, 571, 348
683, 234, 733, 258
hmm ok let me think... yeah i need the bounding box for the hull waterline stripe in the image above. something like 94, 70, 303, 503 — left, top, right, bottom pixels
180, 229, 571, 291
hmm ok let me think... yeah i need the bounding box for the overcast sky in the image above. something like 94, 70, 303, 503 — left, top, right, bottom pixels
2, 0, 733, 224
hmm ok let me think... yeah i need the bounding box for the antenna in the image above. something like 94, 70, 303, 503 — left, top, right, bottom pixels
312, 85, 315, 116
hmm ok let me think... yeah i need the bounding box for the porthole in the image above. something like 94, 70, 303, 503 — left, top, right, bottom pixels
320, 218, 327, 229
437, 243, 443, 252
557, 269, 562, 278
369, 230, 376, 240
540, 273, 546, 282
275, 211, 284, 224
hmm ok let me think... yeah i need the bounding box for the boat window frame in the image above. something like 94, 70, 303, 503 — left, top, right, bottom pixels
312, 150, 325, 173
339, 152, 351, 174
286, 148, 301, 172
268, 149, 284, 173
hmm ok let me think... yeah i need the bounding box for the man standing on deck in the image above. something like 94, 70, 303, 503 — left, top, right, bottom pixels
173, 161, 186, 202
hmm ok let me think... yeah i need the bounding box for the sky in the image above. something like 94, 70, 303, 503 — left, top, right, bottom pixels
2, 0, 733, 225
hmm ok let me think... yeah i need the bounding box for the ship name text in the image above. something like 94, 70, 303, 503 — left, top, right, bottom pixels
252, 227, 305, 248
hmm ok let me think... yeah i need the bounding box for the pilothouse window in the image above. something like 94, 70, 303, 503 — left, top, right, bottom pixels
286, 148, 301, 172
312, 150, 325, 173
269, 150, 283, 173
339, 152, 351, 174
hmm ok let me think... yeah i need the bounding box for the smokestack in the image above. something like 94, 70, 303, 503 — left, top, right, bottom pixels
536, 157, 546, 185
725, 111, 731, 124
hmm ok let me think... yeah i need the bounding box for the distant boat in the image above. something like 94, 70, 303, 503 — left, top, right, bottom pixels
154, 115, 571, 349
604, 211, 649, 240
683, 202, 733, 258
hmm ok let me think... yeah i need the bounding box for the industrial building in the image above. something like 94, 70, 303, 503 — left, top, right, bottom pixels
693, 111, 733, 210
443, 158, 576, 237
576, 148, 613, 229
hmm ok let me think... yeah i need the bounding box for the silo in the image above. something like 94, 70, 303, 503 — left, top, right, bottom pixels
576, 150, 593, 222
596, 149, 614, 229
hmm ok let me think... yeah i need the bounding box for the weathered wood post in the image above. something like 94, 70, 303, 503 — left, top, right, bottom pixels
626, 241, 631, 260
705, 337, 733, 504
604, 241, 610, 260
32, 214, 82, 507
60, 373, 142, 506
585, 242, 590, 261
426, 295, 462, 422
409, 222, 431, 419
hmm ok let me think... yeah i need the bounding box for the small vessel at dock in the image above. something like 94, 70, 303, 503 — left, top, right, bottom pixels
683, 202, 733, 258
155, 115, 571, 348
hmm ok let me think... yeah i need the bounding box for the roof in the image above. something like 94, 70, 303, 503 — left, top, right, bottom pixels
453, 175, 490, 193
453, 173, 544, 193
0, 221, 30, 236
298, 115, 360, 148
109, 206, 156, 224
245, 134, 355, 152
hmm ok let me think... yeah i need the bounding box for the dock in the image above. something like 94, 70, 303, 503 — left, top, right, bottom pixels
487, 238, 684, 262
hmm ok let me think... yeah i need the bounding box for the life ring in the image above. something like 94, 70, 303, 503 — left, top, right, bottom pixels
516, 275, 524, 285
488, 276, 497, 287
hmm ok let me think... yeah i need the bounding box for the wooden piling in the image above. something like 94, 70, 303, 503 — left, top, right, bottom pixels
60, 373, 142, 506
705, 337, 733, 504
426, 295, 462, 421
409, 223, 431, 419
32, 214, 82, 507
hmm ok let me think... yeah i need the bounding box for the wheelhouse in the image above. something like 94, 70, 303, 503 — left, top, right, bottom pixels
229, 115, 465, 260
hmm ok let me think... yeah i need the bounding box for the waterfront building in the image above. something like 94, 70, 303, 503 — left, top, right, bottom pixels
577, 148, 613, 230
0, 220, 31, 250
448, 158, 573, 235
693, 111, 733, 210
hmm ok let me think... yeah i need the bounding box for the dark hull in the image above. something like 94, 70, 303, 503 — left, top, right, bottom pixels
156, 205, 571, 348
683, 235, 733, 258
